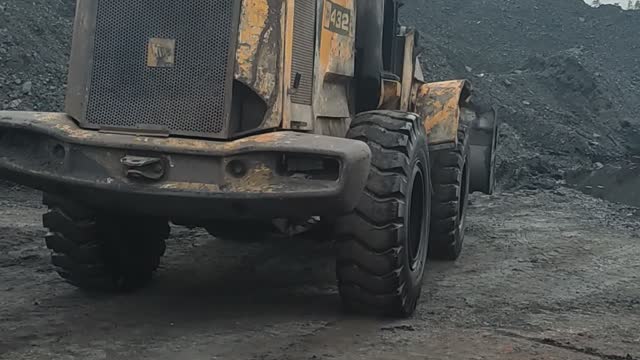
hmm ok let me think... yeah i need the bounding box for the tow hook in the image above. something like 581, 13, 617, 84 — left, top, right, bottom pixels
121, 155, 165, 181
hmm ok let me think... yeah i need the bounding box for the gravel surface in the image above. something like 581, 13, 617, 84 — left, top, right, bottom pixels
402, 0, 640, 190
0, 188, 638, 359
0, 0, 73, 112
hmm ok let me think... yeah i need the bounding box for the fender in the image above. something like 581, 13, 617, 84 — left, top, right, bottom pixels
413, 79, 472, 150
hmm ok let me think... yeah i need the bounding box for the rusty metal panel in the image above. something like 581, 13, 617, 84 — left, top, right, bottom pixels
234, 0, 285, 130
415, 80, 471, 147
290, 0, 317, 105
0, 111, 372, 219
79, 0, 241, 139
310, 0, 355, 128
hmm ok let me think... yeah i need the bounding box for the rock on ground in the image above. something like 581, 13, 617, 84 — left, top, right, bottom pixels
0, 0, 74, 112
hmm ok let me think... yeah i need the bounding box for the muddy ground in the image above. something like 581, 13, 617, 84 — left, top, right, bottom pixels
1, 0, 640, 359
1, 186, 638, 360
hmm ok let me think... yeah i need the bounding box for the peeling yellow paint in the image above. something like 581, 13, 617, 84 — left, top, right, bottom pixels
160, 182, 221, 192
312, 0, 355, 123
236, 0, 269, 81
415, 80, 468, 146
253, 26, 277, 100
318, 0, 355, 77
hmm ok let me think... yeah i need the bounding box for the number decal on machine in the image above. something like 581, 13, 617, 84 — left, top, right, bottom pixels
324, 1, 352, 36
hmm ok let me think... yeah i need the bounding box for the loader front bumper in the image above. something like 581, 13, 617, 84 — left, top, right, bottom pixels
0, 112, 371, 219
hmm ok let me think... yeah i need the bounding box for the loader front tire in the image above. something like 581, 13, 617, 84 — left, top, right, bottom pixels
336, 111, 431, 317
42, 194, 169, 292
429, 119, 471, 261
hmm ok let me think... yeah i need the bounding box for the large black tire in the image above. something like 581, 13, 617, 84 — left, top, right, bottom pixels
42, 194, 169, 291
335, 110, 431, 317
429, 117, 471, 260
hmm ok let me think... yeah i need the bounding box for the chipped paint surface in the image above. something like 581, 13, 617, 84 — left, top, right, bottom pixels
318, 0, 355, 76
1, 112, 295, 154
236, 0, 269, 81
312, 0, 355, 123
235, 0, 284, 129
160, 182, 221, 192
0, 110, 371, 218
415, 80, 469, 146
226, 163, 276, 193
235, 0, 283, 102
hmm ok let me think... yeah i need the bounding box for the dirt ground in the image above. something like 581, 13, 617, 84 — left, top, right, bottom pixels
1, 1, 639, 359
1, 186, 638, 360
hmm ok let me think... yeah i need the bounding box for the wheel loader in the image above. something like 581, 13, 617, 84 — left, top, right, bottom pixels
0, 0, 497, 317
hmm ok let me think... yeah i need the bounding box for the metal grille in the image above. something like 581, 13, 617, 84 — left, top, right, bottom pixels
290, 0, 317, 105
86, 0, 238, 137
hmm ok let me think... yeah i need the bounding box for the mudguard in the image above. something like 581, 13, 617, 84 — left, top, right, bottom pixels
414, 80, 471, 150
414, 79, 498, 194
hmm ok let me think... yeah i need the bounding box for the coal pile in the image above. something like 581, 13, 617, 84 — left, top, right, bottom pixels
402, 0, 640, 189
0, 0, 74, 112
1, 0, 639, 191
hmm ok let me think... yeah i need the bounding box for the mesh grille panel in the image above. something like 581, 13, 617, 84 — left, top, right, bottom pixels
86, 0, 237, 137
290, 0, 316, 105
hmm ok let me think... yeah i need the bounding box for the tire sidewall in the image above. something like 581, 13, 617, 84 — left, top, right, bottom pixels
401, 131, 431, 312
454, 132, 472, 253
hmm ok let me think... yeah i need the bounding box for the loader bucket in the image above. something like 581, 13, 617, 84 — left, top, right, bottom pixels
469, 108, 499, 195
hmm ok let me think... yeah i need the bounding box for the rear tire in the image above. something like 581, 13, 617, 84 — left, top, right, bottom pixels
336, 111, 431, 317
42, 194, 169, 291
429, 118, 471, 261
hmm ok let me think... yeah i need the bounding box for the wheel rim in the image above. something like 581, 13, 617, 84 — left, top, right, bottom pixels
407, 162, 427, 270
469, 108, 499, 194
